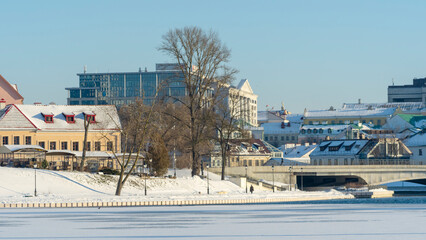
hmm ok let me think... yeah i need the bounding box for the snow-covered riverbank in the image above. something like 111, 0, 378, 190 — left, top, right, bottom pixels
0, 167, 353, 206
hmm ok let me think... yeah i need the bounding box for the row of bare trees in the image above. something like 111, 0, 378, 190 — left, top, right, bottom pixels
85, 26, 247, 195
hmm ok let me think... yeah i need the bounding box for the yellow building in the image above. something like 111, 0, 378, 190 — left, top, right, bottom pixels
0, 104, 121, 171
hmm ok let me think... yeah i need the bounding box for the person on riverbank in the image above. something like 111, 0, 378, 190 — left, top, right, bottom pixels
250, 185, 254, 194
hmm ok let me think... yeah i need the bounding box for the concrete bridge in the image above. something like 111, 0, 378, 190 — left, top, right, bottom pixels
210, 165, 426, 189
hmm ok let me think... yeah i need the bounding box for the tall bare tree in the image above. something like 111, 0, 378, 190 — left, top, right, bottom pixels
114, 100, 158, 195
159, 26, 237, 176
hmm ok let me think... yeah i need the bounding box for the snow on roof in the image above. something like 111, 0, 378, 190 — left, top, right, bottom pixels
342, 141, 356, 147
310, 140, 370, 157
403, 133, 426, 147
282, 144, 317, 158
304, 108, 395, 119
262, 122, 301, 134
301, 124, 349, 131
343, 102, 424, 111
328, 141, 344, 147
10, 105, 121, 131
0, 145, 47, 153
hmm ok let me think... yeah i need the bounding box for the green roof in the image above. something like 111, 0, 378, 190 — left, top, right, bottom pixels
398, 114, 426, 127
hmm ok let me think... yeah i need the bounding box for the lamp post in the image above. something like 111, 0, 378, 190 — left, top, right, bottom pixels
289, 166, 293, 191
272, 165, 275, 193
206, 165, 210, 194
300, 167, 304, 191
173, 125, 177, 178
144, 164, 147, 196
245, 165, 248, 193
34, 163, 37, 197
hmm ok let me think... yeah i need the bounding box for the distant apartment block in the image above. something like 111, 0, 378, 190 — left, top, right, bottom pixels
388, 78, 426, 103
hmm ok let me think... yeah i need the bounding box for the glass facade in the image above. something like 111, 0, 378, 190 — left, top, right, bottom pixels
66, 66, 186, 107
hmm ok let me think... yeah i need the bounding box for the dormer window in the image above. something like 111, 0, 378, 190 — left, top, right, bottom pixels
63, 112, 75, 123
42, 112, 54, 123
84, 112, 96, 123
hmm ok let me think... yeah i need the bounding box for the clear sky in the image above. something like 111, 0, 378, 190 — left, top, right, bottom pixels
1, 0, 426, 113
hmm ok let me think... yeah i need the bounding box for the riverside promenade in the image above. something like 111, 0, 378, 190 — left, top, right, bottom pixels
0, 193, 354, 208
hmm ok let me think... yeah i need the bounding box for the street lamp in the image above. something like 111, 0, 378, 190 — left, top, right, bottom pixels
289, 166, 293, 191
206, 165, 210, 194
172, 124, 177, 178
144, 164, 148, 196
245, 165, 248, 193
301, 167, 304, 191
34, 163, 37, 197
272, 165, 275, 193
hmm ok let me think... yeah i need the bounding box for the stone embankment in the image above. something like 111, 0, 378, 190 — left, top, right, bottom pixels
0, 195, 353, 208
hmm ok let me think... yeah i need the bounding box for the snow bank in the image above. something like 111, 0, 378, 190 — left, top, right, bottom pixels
0, 167, 352, 205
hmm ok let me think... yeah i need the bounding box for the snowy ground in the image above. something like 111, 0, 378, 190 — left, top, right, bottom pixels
0, 167, 352, 205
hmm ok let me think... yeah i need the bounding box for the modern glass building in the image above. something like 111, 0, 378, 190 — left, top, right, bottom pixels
66, 64, 186, 107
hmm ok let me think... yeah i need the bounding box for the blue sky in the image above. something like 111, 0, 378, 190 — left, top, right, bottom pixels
1, 0, 426, 112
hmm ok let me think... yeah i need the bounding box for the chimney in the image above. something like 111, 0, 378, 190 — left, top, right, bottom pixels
0, 98, 5, 109
358, 98, 361, 104
281, 122, 285, 129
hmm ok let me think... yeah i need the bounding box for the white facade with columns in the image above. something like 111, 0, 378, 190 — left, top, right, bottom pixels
228, 79, 258, 127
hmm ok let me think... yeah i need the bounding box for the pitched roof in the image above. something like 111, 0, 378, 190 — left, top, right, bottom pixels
0, 104, 121, 131
236, 79, 254, 94
304, 108, 396, 119
397, 114, 426, 128
0, 74, 24, 104
310, 139, 370, 157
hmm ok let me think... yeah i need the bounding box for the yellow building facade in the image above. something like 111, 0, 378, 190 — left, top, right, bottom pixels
0, 104, 121, 171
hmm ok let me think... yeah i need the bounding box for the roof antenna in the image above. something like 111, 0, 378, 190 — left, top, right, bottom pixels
392, 78, 394, 86
84, 65, 87, 74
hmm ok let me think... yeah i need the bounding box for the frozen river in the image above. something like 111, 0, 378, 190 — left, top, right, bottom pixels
0, 197, 425, 240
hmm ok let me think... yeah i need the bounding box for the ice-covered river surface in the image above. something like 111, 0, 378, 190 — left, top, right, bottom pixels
0, 197, 425, 240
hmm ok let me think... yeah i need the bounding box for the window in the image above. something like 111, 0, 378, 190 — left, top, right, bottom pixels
281, 136, 284, 141
334, 159, 338, 165
309, 121, 313, 125
107, 141, 113, 151
13, 136, 19, 145
265, 136, 268, 141
65, 115, 75, 123
50, 142, 56, 150
95, 141, 101, 151
328, 159, 331, 165
419, 149, 423, 156
291, 136, 295, 141
328, 128, 332, 134
73, 142, 79, 151
85, 142, 91, 151
344, 158, 348, 165
286, 136, 289, 141
39, 141, 45, 149
42, 113, 54, 123
377, 119, 381, 125
319, 129, 324, 134
85, 114, 96, 123
3, 136, 8, 145
61, 142, 68, 150
301, 129, 306, 134
25, 136, 31, 145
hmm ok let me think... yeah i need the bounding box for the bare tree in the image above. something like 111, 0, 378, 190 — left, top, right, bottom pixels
159, 26, 237, 176
80, 114, 92, 171
213, 91, 248, 180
